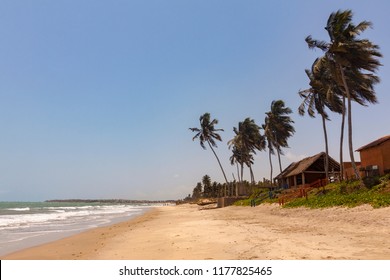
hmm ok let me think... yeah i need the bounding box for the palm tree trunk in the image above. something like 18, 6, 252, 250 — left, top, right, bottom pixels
249, 165, 255, 184
321, 113, 329, 181
339, 65, 360, 180
236, 163, 240, 183
207, 140, 229, 188
268, 148, 273, 186
277, 148, 283, 174
340, 95, 346, 181
240, 163, 244, 183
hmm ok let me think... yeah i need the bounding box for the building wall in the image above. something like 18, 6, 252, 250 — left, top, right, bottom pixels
304, 172, 325, 184
286, 173, 325, 188
381, 140, 390, 174
343, 162, 362, 179
360, 140, 390, 176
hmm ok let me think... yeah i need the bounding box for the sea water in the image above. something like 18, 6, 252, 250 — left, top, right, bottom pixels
0, 201, 155, 257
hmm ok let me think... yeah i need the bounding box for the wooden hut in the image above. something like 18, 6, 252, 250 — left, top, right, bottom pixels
275, 152, 340, 188
356, 135, 390, 177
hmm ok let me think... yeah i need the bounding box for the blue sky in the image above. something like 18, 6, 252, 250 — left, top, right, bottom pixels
0, 0, 389, 201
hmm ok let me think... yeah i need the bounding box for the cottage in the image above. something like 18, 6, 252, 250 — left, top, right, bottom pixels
356, 135, 390, 177
275, 152, 340, 188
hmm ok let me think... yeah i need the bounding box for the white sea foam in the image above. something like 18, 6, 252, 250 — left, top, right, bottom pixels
6, 207, 30, 211
0, 203, 153, 256
0, 204, 146, 228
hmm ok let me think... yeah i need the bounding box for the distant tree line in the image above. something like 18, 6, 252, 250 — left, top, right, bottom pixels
189, 174, 272, 201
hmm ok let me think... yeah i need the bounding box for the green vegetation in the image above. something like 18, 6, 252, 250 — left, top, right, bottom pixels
284, 175, 390, 209
231, 175, 390, 208
233, 187, 274, 206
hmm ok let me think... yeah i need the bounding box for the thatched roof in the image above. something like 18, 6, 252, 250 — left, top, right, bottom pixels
275, 152, 340, 179
356, 135, 390, 152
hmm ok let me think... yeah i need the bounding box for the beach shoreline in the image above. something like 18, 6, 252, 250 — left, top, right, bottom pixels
2, 203, 390, 260
0, 202, 154, 257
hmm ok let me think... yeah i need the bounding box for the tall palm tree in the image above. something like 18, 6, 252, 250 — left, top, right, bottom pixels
190, 113, 229, 185
228, 118, 265, 184
299, 56, 343, 181
264, 100, 295, 180
229, 145, 244, 183
306, 10, 382, 179
263, 121, 274, 184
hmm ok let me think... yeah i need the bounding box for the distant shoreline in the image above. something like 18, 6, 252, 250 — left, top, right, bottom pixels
45, 199, 176, 204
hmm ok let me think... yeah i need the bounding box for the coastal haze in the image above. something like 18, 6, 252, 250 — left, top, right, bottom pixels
0, 0, 389, 202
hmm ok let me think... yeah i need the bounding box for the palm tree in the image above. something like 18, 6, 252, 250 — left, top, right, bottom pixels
190, 113, 229, 185
202, 174, 212, 197
263, 120, 274, 184
229, 145, 244, 183
306, 10, 382, 179
228, 118, 265, 184
264, 100, 295, 181
299, 56, 343, 181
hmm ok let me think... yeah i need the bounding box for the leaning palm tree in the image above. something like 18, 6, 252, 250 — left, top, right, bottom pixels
299, 56, 343, 181
229, 145, 253, 196
229, 145, 244, 183
190, 113, 229, 185
265, 100, 295, 177
229, 144, 256, 183
263, 120, 275, 184
306, 10, 382, 179
228, 118, 265, 184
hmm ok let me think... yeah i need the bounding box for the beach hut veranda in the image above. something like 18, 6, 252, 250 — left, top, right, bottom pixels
275, 152, 340, 188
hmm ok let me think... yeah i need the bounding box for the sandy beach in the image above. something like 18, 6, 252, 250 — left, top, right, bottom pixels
2, 203, 390, 260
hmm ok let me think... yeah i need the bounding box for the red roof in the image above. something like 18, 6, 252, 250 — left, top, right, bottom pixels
356, 135, 390, 151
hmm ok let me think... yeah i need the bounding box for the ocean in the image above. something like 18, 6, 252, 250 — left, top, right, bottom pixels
0, 201, 157, 257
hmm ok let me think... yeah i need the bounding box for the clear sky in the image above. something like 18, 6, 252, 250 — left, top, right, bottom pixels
0, 0, 389, 201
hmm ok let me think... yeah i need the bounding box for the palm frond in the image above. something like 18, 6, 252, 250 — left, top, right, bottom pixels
306, 36, 328, 51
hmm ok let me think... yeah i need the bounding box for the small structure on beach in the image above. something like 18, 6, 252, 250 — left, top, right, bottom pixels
275, 152, 340, 188
356, 135, 390, 177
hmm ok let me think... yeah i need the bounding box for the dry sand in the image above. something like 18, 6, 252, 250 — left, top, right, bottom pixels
3, 203, 390, 260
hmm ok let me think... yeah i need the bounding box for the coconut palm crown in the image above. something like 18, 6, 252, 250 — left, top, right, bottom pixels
228, 118, 265, 184
265, 100, 295, 177
305, 9, 382, 179
190, 113, 229, 185
299, 57, 343, 181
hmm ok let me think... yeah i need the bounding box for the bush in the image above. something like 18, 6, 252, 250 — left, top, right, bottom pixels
363, 176, 381, 189
284, 175, 390, 209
